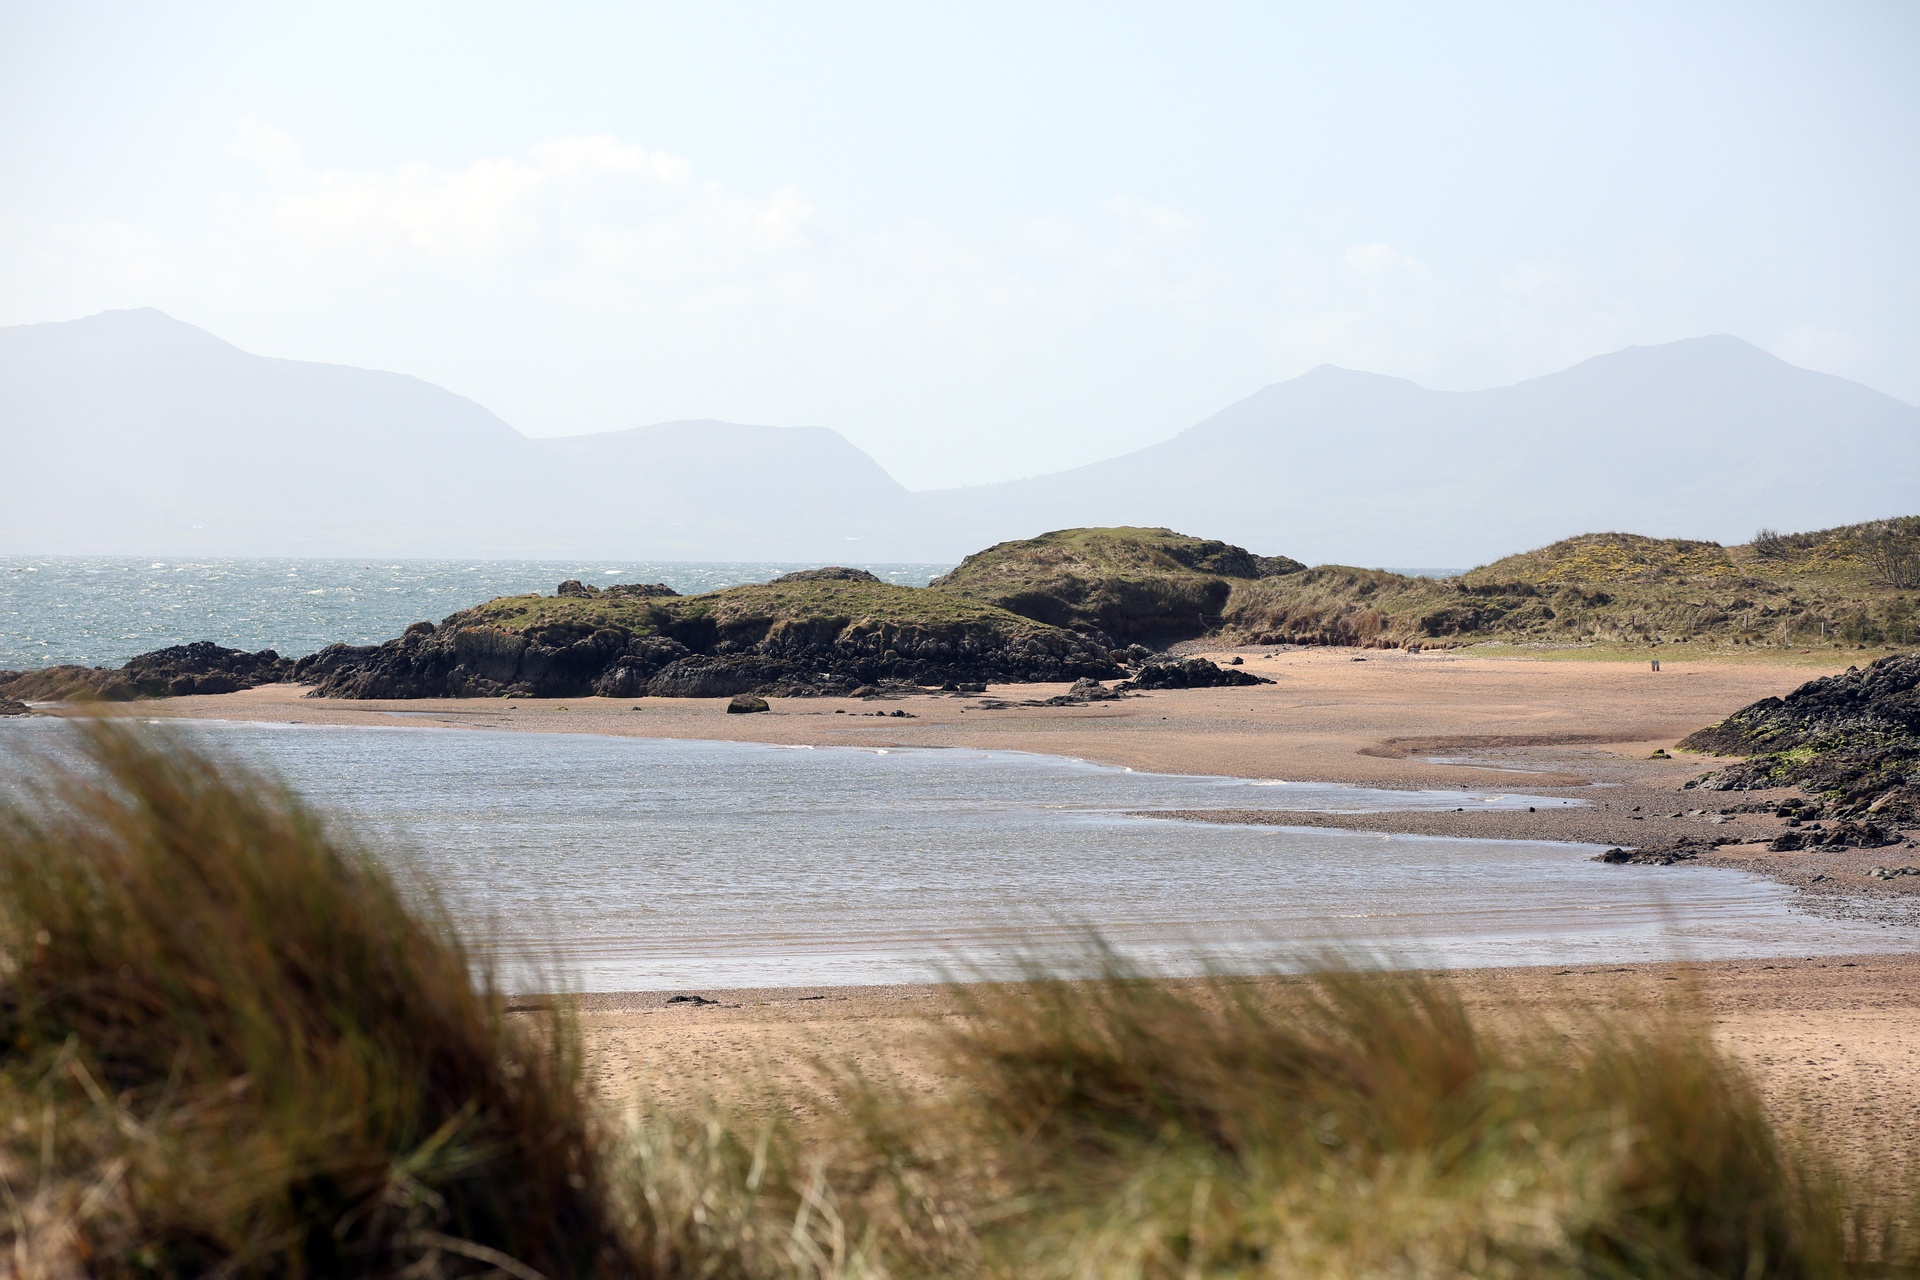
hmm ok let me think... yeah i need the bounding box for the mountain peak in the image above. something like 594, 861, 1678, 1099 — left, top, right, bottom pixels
1, 307, 242, 361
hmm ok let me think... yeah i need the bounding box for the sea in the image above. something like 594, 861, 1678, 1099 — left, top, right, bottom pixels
0, 556, 954, 670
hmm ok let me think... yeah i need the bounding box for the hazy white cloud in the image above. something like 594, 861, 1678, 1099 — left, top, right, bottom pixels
235, 126, 741, 262
1260, 241, 1662, 391
1342, 242, 1428, 277
3, 123, 1827, 485
45, 220, 183, 288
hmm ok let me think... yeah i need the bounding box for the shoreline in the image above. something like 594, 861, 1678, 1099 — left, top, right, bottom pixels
25, 646, 1920, 1159
64, 644, 1920, 918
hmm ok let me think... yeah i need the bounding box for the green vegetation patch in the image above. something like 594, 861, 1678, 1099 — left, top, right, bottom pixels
1465, 532, 1739, 587
448, 591, 673, 636
450, 579, 1054, 648
1743, 516, 1920, 588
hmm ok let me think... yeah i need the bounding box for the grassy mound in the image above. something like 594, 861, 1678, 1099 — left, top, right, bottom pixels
1222, 517, 1920, 653
931, 527, 1304, 643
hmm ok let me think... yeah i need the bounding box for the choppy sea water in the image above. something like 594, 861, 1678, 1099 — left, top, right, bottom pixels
0, 557, 953, 670
2, 719, 1903, 990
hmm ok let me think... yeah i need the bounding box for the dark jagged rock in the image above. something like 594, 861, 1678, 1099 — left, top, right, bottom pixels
0, 698, 27, 717
123, 642, 294, 696
0, 642, 293, 702
1682, 652, 1920, 822
1066, 677, 1123, 702
1830, 819, 1901, 847
726, 694, 770, 714
1594, 836, 1732, 865
772, 567, 882, 584
1118, 658, 1274, 691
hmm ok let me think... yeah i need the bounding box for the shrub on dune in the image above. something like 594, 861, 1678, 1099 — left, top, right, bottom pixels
912, 959, 1858, 1277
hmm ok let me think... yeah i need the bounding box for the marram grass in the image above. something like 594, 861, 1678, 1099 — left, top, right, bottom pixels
0, 724, 626, 1278
0, 726, 1913, 1277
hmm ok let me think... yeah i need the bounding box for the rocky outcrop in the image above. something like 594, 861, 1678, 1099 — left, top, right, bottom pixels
1682, 652, 1920, 823
123, 642, 294, 695
1766, 820, 1898, 852
295, 589, 1124, 701
0, 642, 293, 702
1118, 658, 1273, 691
0, 698, 28, 717
556, 580, 680, 599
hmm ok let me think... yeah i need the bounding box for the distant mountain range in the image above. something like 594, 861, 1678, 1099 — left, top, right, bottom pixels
4, 308, 1915, 567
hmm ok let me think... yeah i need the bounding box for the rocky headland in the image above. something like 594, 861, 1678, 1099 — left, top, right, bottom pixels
291, 575, 1131, 700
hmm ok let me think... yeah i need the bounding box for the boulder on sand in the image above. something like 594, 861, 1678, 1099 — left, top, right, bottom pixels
726, 694, 770, 714
1118, 658, 1273, 691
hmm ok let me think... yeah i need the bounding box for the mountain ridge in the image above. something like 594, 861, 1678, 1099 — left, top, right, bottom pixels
5, 309, 1915, 564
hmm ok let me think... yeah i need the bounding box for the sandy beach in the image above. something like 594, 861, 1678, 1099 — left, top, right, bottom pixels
115, 643, 1917, 849
81, 646, 1920, 1152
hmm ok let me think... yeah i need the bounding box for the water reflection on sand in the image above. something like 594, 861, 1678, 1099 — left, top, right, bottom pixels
2, 719, 1907, 990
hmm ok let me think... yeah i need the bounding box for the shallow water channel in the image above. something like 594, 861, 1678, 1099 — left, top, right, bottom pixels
2, 719, 1907, 989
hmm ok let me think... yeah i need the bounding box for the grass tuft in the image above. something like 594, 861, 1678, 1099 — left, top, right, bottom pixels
0, 722, 629, 1277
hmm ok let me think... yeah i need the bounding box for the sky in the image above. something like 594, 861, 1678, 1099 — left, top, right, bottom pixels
2, 1, 1915, 488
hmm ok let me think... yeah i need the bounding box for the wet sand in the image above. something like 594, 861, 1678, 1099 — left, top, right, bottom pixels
99, 644, 1920, 916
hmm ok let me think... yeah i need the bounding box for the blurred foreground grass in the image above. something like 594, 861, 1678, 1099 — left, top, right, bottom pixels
0, 726, 1911, 1278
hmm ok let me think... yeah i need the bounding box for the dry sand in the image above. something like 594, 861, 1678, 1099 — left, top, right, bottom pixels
89, 647, 1920, 1151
